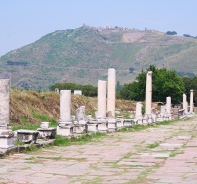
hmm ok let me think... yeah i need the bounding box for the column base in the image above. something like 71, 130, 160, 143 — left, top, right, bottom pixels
17, 130, 39, 144
116, 116, 124, 129
0, 130, 15, 149
37, 128, 56, 139
107, 118, 117, 132
87, 123, 98, 133
57, 125, 73, 137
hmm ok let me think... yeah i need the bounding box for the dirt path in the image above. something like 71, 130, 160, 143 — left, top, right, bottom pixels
0, 116, 197, 184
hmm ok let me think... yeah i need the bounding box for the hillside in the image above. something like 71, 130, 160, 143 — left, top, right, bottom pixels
10, 89, 136, 126
1, 25, 197, 90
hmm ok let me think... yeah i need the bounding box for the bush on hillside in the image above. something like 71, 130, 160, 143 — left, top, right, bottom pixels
166, 31, 177, 35
50, 82, 97, 97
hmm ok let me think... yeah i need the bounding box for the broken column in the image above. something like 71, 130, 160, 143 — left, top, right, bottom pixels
73, 106, 87, 135
190, 89, 194, 113
165, 97, 171, 120
135, 102, 143, 124
57, 90, 73, 136
0, 79, 10, 128
107, 68, 117, 132
183, 94, 188, 115
97, 80, 108, 132
0, 79, 14, 149
144, 71, 152, 123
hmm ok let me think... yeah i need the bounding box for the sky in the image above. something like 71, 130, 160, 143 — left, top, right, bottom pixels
1, 0, 197, 56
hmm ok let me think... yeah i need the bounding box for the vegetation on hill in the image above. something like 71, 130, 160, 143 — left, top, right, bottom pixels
50, 82, 97, 97
117, 65, 185, 104
182, 76, 197, 105
1, 25, 197, 90
10, 89, 136, 126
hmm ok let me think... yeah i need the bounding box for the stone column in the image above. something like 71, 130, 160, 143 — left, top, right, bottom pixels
0, 79, 10, 127
190, 89, 194, 113
97, 80, 106, 118
107, 68, 116, 118
145, 71, 152, 116
166, 97, 171, 114
135, 102, 142, 119
59, 90, 72, 124
135, 102, 143, 124
183, 94, 187, 114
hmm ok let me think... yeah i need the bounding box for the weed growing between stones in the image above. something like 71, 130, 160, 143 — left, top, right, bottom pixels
14, 140, 25, 146
118, 124, 155, 132
53, 132, 106, 146
169, 150, 184, 157
147, 142, 160, 149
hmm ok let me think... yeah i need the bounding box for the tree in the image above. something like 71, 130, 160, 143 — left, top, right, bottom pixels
50, 82, 97, 97
182, 76, 197, 105
118, 65, 185, 104
166, 31, 177, 35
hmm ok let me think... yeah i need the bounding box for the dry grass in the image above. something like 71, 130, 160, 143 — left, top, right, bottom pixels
10, 89, 136, 126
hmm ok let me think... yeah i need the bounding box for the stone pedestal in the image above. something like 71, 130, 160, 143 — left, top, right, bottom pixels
123, 119, 133, 127
107, 118, 117, 132
57, 125, 73, 137
37, 128, 56, 139
87, 120, 98, 133
116, 116, 124, 129
97, 119, 108, 132
0, 130, 14, 149
17, 130, 39, 144
107, 68, 116, 118
73, 124, 87, 135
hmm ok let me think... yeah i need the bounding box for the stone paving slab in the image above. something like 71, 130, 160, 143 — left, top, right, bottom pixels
0, 116, 197, 183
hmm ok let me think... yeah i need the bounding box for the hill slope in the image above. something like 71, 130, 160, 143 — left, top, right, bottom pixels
1, 25, 197, 90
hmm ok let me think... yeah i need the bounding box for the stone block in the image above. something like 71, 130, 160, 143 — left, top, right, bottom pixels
0, 130, 14, 149
97, 122, 108, 132
56, 125, 73, 137
17, 130, 39, 144
123, 119, 133, 127
116, 117, 124, 129
37, 127, 56, 139
40, 122, 49, 129
73, 124, 87, 134
107, 118, 117, 132
87, 122, 98, 133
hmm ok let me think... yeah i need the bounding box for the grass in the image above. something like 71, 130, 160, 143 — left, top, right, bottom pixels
32, 112, 58, 127
53, 132, 106, 146
14, 140, 25, 146
11, 123, 40, 131
128, 168, 152, 184
147, 142, 160, 149
118, 123, 155, 133
169, 150, 184, 157
11, 113, 58, 131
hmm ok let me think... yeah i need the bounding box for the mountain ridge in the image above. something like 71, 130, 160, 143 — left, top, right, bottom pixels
0, 25, 197, 90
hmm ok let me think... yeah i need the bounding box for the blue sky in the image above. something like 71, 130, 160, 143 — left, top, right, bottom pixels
1, 0, 197, 56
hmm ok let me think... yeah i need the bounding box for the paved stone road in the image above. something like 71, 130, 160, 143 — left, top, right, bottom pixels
1, 116, 197, 184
